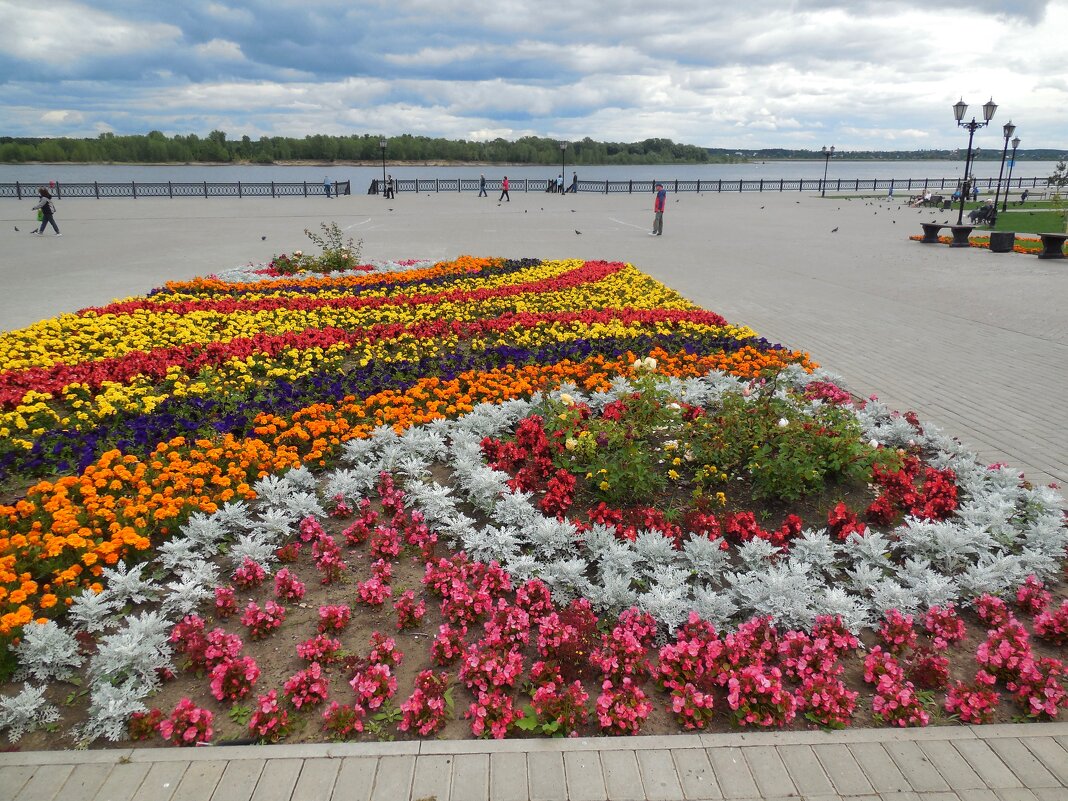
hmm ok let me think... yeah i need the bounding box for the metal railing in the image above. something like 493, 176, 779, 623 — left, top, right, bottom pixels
0, 180, 351, 199
1, 176, 1047, 199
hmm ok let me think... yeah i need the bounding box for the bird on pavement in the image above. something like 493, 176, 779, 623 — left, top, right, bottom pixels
575, 230, 582, 235
261, 235, 266, 240
13, 226, 18, 232
831, 227, 839, 232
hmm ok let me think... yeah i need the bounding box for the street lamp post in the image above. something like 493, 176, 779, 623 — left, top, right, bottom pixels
991, 120, 1016, 225
560, 142, 567, 196
820, 146, 835, 197
953, 97, 997, 225
379, 138, 387, 197
1002, 135, 1021, 212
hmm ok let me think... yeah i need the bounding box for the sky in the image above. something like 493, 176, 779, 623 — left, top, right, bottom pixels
1, 0, 1065, 151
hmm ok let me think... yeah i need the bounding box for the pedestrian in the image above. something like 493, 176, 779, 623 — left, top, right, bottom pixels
32, 188, 60, 236
1020, 188, 1029, 205
324, 176, 332, 198
569, 171, 578, 194
385, 175, 395, 199
650, 183, 666, 236
499, 176, 510, 202
886, 185, 894, 200
478, 174, 487, 197
971, 183, 979, 202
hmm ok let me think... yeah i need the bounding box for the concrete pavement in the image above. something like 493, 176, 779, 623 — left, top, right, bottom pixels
2, 722, 1066, 800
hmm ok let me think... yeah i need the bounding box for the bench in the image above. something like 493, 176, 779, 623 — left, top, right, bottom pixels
1037, 232, 1067, 259
920, 223, 945, 243
949, 225, 974, 247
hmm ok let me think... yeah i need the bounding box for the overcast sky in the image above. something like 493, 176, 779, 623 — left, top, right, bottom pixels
1, 0, 1065, 151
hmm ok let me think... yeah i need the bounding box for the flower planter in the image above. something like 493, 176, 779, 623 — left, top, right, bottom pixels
1037, 232, 1067, 259
988, 231, 1016, 253
949, 225, 974, 248
919, 223, 945, 243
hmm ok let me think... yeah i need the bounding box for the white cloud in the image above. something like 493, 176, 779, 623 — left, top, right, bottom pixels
194, 39, 245, 60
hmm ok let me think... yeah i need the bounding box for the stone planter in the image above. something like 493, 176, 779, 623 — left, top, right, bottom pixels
988, 231, 1015, 253
949, 225, 974, 248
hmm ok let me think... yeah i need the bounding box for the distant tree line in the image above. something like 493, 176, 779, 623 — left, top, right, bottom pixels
732, 148, 1062, 162
0, 131, 734, 165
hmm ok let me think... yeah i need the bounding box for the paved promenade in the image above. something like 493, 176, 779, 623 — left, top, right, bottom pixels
2, 722, 1066, 800
2, 190, 1066, 799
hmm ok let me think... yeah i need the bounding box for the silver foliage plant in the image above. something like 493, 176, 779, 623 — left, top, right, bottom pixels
0, 685, 60, 743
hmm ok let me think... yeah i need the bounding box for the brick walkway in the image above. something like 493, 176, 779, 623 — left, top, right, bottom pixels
2, 723, 1066, 800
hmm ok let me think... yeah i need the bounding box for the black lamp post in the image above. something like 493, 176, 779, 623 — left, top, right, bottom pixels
1002, 135, 1021, 212
953, 97, 997, 224
820, 145, 835, 197
379, 138, 387, 197
560, 142, 567, 196
991, 120, 1016, 225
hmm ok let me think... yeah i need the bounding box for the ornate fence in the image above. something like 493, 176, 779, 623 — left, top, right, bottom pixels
0, 180, 350, 199
0, 175, 1046, 199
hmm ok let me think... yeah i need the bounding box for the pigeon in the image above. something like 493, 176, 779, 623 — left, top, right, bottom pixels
831, 227, 839, 233
571, 210, 576, 213
13, 226, 18, 232
389, 208, 393, 212
575, 230, 582, 235
760, 206, 765, 210
261, 235, 266, 240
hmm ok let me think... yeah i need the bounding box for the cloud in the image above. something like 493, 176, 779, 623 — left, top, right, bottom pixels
0, 0, 1065, 149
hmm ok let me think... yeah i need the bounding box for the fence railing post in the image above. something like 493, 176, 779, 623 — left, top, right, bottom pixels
204, 181, 208, 198
628, 180, 632, 194
759, 179, 763, 192
168, 181, 173, 198
303, 181, 307, 197
95, 181, 100, 199
237, 181, 242, 198
132, 181, 137, 199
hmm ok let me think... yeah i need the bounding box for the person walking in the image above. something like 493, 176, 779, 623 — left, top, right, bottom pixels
971, 183, 979, 202
478, 174, 487, 197
499, 176, 510, 202
32, 188, 60, 236
385, 175, 395, 199
569, 171, 578, 194
650, 183, 666, 236
324, 176, 332, 198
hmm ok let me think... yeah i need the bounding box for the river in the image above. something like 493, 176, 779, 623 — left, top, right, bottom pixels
0, 160, 1058, 187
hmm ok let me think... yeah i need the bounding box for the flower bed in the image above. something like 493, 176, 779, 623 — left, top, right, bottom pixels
0, 255, 1064, 748
908, 234, 1045, 253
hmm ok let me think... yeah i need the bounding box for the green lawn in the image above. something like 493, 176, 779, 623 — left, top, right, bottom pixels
992, 210, 1067, 234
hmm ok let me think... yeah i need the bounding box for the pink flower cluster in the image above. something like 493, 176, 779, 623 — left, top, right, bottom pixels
466, 688, 523, 739
399, 670, 452, 736
317, 603, 351, 633
922, 605, 966, 648
273, 567, 306, 602
944, 671, 1000, 724
1016, 576, 1052, 616
322, 701, 366, 738
726, 663, 797, 728
159, 698, 214, 746
531, 679, 590, 735
1034, 600, 1068, 646
248, 689, 290, 742
595, 677, 652, 734
432, 623, 468, 666
233, 557, 266, 589
394, 589, 426, 631
209, 655, 260, 702
213, 585, 237, 618
297, 634, 342, 664
283, 661, 330, 709
878, 609, 918, 655
241, 600, 286, 639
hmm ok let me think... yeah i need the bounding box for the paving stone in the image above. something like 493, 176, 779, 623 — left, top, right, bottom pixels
92, 762, 152, 801
411, 754, 453, 801
371, 755, 416, 801
1019, 737, 1068, 785
1032, 790, 1068, 801
993, 790, 1043, 801
952, 739, 1024, 790
636, 750, 684, 801
954, 790, 1000, 801
883, 740, 951, 793
170, 760, 226, 801
208, 759, 264, 801
291, 758, 340, 801
848, 741, 912, 793
812, 742, 876, 795
774, 744, 834, 796
670, 748, 721, 800
918, 740, 987, 790
14, 763, 74, 801
131, 761, 189, 801
452, 753, 489, 801
600, 751, 645, 801
333, 757, 377, 801
57, 763, 112, 801
527, 751, 566, 801
985, 739, 1061, 789
489, 752, 528, 801
0, 766, 37, 801
740, 746, 794, 798
249, 759, 302, 801
563, 750, 607, 801
705, 747, 759, 799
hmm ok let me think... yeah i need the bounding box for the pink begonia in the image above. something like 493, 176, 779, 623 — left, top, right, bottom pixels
1006, 657, 1068, 720
350, 663, 397, 710
1033, 600, 1068, 646
203, 628, 244, 669
863, 646, 904, 685
322, 702, 366, 738
976, 618, 1032, 681
355, 574, 392, 606
1015, 575, 1052, 616
214, 586, 237, 618
159, 698, 214, 746
249, 690, 290, 742
726, 664, 797, 728
298, 514, 327, 543
283, 661, 331, 709
370, 524, 403, 561
877, 609, 918, 655
944, 674, 1000, 724
431, 623, 468, 666
459, 643, 524, 694
297, 634, 342, 664
795, 674, 857, 728
922, 605, 966, 647
975, 594, 1012, 628
241, 600, 286, 639
399, 670, 452, 737
317, 604, 351, 633
312, 534, 347, 584
394, 590, 427, 631
871, 675, 930, 728
514, 578, 555, 621
367, 631, 404, 668
465, 689, 523, 739
595, 677, 652, 735
669, 682, 716, 730
273, 567, 306, 602
531, 679, 590, 735
209, 656, 260, 702
232, 557, 266, 588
